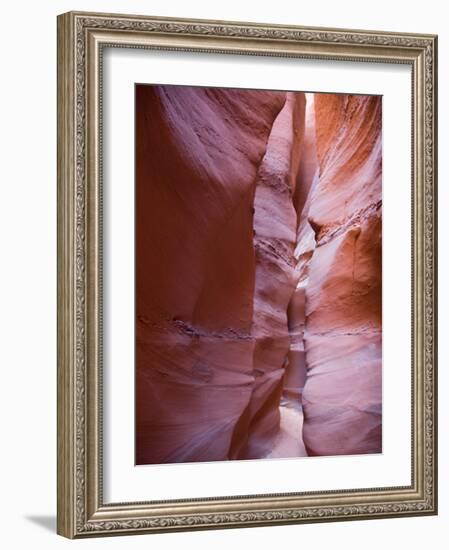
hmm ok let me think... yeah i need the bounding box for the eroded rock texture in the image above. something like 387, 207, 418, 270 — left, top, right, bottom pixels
135, 85, 294, 464
300, 94, 382, 456
235, 92, 305, 459
135, 85, 382, 464
285, 94, 320, 403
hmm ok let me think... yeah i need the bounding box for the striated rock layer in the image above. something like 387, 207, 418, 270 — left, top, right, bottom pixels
135, 84, 297, 464
300, 94, 382, 456
135, 85, 382, 464
233, 92, 305, 459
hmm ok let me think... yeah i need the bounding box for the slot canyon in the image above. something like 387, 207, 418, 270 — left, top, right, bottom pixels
135, 84, 382, 465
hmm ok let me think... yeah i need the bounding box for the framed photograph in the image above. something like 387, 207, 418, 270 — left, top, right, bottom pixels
57, 11, 438, 538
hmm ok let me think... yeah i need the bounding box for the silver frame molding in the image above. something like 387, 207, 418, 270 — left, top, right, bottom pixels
57, 11, 438, 538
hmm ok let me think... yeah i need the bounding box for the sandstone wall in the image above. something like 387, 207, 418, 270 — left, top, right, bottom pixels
285, 94, 320, 403
135, 85, 296, 464
234, 92, 305, 459
301, 94, 382, 456
135, 86, 382, 464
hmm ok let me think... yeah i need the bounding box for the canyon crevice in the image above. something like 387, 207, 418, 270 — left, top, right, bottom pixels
136, 85, 382, 464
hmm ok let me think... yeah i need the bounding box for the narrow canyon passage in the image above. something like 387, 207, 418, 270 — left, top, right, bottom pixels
235, 92, 305, 459
265, 93, 319, 459
135, 85, 382, 465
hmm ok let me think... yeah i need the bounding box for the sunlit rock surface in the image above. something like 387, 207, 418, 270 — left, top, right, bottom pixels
301, 94, 382, 456
286, 94, 320, 404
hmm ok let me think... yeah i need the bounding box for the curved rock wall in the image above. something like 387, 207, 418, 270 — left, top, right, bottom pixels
301, 94, 382, 456
136, 85, 382, 464
233, 92, 305, 459
285, 94, 320, 402
135, 85, 292, 464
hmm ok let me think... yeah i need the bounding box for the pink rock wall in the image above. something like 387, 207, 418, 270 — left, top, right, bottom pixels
285, 94, 320, 402
300, 94, 382, 456
135, 85, 289, 464
135, 85, 382, 464
234, 92, 305, 459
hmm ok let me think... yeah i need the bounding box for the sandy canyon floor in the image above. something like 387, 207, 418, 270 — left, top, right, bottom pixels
265, 400, 307, 459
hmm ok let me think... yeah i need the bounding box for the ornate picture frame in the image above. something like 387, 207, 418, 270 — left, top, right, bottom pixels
57, 11, 437, 538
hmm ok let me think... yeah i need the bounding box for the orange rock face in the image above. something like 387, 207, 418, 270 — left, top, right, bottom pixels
135, 86, 382, 464
301, 94, 382, 456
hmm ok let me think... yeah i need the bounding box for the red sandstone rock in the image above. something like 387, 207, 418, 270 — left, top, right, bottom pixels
135, 86, 382, 464
235, 92, 306, 459
302, 332, 382, 455
286, 94, 320, 403
135, 85, 286, 464
301, 94, 382, 456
